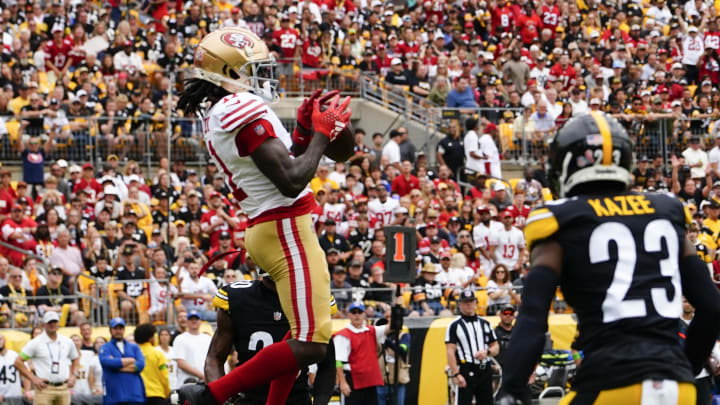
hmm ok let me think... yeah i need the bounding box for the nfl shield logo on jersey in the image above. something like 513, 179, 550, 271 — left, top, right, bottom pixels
254, 124, 265, 136
273, 311, 282, 321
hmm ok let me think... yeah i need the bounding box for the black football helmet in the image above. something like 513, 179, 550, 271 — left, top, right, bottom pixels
548, 111, 633, 198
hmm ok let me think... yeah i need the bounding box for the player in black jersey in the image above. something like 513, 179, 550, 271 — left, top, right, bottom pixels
497, 112, 720, 405
207, 274, 337, 405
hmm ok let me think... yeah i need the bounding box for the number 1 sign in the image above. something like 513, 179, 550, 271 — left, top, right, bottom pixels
383, 226, 417, 283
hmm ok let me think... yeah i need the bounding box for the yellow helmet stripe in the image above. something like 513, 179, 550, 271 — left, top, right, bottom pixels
590, 111, 612, 165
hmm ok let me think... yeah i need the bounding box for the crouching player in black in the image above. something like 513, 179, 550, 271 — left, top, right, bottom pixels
206, 271, 337, 404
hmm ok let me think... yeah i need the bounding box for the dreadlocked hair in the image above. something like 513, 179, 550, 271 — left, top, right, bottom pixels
177, 77, 232, 116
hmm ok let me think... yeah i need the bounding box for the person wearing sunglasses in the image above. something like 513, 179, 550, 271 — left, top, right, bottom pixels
334, 302, 393, 405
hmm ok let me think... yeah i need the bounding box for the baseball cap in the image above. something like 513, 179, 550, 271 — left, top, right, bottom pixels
427, 222, 438, 229
69, 165, 81, 174
333, 265, 346, 274
493, 182, 506, 191
109, 317, 126, 328
500, 304, 515, 314
590, 98, 601, 105
210, 191, 222, 199
348, 302, 366, 312
43, 311, 61, 323
56, 159, 68, 168
327, 248, 341, 255
689, 26, 699, 33
82, 162, 93, 170
458, 288, 477, 302
391, 58, 403, 66
187, 310, 201, 320
219, 231, 231, 239
440, 251, 452, 259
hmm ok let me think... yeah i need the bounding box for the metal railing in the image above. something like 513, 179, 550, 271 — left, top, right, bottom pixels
0, 240, 50, 279
0, 279, 567, 328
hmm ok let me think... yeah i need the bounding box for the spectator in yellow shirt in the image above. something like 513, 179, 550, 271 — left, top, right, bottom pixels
134, 323, 170, 404
310, 164, 339, 194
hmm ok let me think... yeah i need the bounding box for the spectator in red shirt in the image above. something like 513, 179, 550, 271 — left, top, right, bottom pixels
44, 23, 73, 78
1, 202, 37, 266
503, 189, 531, 229
73, 163, 103, 206
391, 160, 420, 197
0, 170, 17, 221
273, 14, 301, 77
201, 191, 237, 249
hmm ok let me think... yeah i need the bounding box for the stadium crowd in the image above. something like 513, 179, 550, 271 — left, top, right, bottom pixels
0, 0, 720, 322
0, 0, 719, 402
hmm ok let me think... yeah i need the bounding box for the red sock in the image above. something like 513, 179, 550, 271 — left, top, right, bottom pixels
208, 341, 298, 404
265, 332, 297, 405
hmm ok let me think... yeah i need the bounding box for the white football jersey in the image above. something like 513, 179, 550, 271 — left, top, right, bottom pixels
0, 349, 22, 398
368, 198, 399, 227
473, 221, 502, 275
157, 345, 179, 390
180, 277, 218, 313
202, 92, 312, 221
322, 202, 346, 223
494, 226, 525, 269
74, 350, 101, 396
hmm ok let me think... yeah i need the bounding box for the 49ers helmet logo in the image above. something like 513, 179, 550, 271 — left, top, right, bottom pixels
221, 32, 253, 49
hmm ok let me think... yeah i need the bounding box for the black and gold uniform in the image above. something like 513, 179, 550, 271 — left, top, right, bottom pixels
524, 192, 695, 392
212, 280, 312, 405
212, 280, 338, 405
497, 112, 720, 405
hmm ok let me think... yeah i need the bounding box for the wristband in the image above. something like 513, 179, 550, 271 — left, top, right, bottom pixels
292, 125, 312, 147
452, 373, 460, 378
572, 352, 582, 361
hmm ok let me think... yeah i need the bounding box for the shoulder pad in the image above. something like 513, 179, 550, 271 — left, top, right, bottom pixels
212, 286, 229, 311
524, 206, 559, 251
213, 93, 268, 133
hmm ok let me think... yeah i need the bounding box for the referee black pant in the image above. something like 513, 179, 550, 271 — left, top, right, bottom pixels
342, 371, 379, 405
455, 363, 494, 405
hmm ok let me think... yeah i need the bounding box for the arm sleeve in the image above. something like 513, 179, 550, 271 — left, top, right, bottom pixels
375, 325, 388, 343
68, 341, 79, 361
500, 265, 559, 394
332, 334, 351, 363
234, 119, 276, 156
98, 346, 123, 369
679, 254, 720, 374
445, 322, 457, 344
133, 345, 145, 373
19, 339, 36, 360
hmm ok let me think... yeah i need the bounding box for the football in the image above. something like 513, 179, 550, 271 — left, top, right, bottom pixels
319, 102, 354, 162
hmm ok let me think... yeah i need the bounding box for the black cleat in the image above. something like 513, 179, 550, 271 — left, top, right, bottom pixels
174, 383, 219, 405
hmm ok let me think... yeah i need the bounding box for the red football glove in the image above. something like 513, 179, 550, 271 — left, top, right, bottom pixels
294, 89, 341, 146
311, 95, 352, 142
297, 89, 322, 131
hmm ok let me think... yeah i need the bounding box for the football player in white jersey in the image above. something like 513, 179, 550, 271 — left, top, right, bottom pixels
176, 27, 352, 405
472, 205, 502, 276
0, 334, 25, 405
368, 184, 399, 227
494, 210, 526, 276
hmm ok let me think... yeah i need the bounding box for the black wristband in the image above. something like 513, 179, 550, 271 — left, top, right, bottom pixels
452, 373, 460, 378
296, 122, 312, 136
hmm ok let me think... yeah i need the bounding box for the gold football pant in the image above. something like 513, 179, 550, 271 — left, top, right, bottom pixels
559, 380, 696, 405
245, 213, 331, 343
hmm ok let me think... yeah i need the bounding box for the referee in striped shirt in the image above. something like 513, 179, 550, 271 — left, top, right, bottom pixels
445, 288, 499, 405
